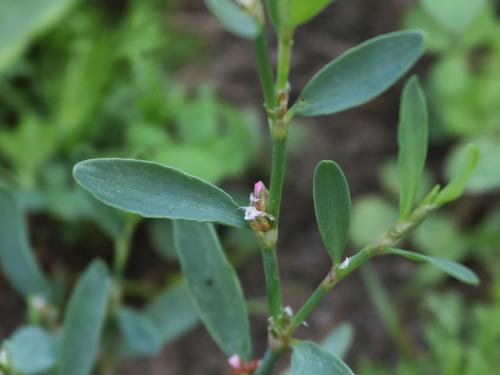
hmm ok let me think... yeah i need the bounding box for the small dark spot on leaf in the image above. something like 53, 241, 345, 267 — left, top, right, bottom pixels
205, 279, 214, 286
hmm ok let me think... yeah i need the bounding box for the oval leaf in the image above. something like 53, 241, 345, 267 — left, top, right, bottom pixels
204, 0, 260, 39
292, 341, 355, 375
145, 282, 199, 345
173, 221, 251, 359
73, 158, 247, 228
313, 161, 351, 264
7, 326, 58, 374
0, 186, 51, 297
398, 76, 428, 218
386, 248, 480, 285
58, 260, 111, 375
436, 144, 480, 206
422, 0, 486, 34
291, 0, 334, 26
294, 31, 425, 116
118, 307, 162, 358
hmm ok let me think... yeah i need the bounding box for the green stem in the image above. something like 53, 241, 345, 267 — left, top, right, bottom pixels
262, 246, 284, 321
254, 32, 276, 110
276, 32, 292, 93
253, 348, 287, 375
268, 138, 287, 219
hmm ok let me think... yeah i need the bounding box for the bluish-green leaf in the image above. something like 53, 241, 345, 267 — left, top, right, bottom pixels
294, 31, 425, 116
291, 0, 334, 26
118, 307, 162, 358
421, 0, 486, 34
313, 161, 351, 263
0, 0, 79, 72
292, 341, 355, 375
73, 158, 247, 228
436, 144, 480, 206
204, 0, 260, 39
58, 261, 111, 375
7, 326, 58, 374
173, 221, 251, 359
0, 186, 51, 297
322, 323, 354, 360
145, 282, 199, 345
398, 76, 428, 218
386, 248, 479, 285
148, 219, 177, 261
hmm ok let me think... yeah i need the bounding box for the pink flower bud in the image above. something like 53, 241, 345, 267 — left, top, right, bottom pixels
254, 181, 265, 197
228, 355, 242, 369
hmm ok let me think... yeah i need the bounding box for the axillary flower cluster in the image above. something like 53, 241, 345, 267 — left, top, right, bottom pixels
242, 181, 275, 232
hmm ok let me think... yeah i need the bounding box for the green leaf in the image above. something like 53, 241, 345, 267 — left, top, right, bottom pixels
292, 341, 355, 375
291, 0, 334, 26
445, 138, 500, 194
436, 144, 480, 206
322, 323, 354, 360
7, 326, 58, 374
73, 158, 247, 228
58, 261, 111, 375
421, 0, 486, 34
173, 221, 251, 359
0, 186, 51, 297
294, 31, 425, 116
386, 248, 480, 285
0, 0, 79, 72
313, 161, 351, 263
351, 196, 398, 248
204, 0, 260, 39
398, 76, 428, 218
118, 307, 162, 358
148, 219, 177, 261
145, 282, 199, 345
265, 0, 280, 29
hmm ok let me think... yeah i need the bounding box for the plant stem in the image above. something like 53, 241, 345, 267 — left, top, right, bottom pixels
276, 32, 292, 94
253, 348, 287, 375
268, 138, 287, 219
262, 246, 284, 320
254, 32, 276, 110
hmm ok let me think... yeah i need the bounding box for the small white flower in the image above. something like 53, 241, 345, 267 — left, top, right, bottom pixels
228, 354, 242, 369
32, 295, 46, 311
242, 206, 264, 220
339, 257, 351, 270
284, 306, 294, 317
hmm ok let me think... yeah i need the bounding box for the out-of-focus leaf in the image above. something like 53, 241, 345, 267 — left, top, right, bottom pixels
6, 326, 58, 374
0, 0, 79, 72
118, 308, 161, 358
204, 0, 260, 39
0, 186, 51, 297
445, 139, 500, 194
398, 76, 428, 218
58, 261, 111, 375
292, 341, 355, 375
173, 221, 251, 359
294, 31, 425, 116
265, 0, 280, 29
386, 248, 479, 285
313, 161, 351, 263
421, 0, 486, 34
291, 0, 334, 26
436, 144, 480, 205
145, 282, 199, 345
148, 219, 177, 261
322, 323, 354, 360
351, 196, 398, 247
73, 158, 247, 228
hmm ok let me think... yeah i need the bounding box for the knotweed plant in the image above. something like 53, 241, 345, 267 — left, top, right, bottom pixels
65, 1, 479, 374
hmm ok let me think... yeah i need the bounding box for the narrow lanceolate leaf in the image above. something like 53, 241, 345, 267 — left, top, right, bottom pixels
386, 248, 479, 285
118, 308, 162, 358
58, 261, 111, 375
291, 0, 334, 26
173, 221, 251, 359
436, 144, 480, 206
204, 0, 260, 39
294, 31, 425, 116
398, 76, 428, 218
292, 341, 355, 375
0, 186, 51, 297
7, 326, 58, 374
73, 158, 247, 228
313, 161, 351, 264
